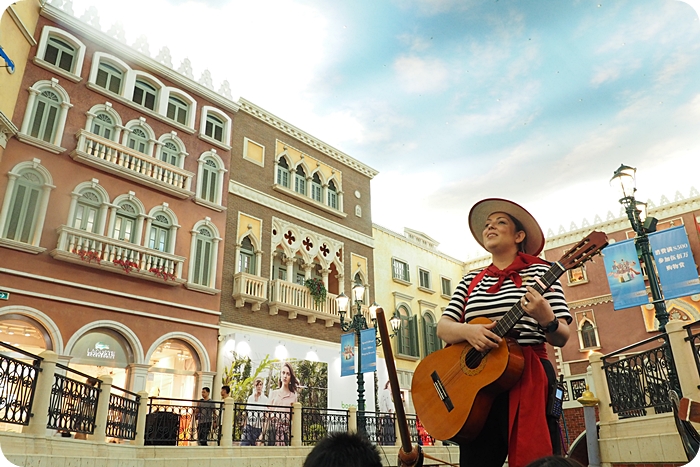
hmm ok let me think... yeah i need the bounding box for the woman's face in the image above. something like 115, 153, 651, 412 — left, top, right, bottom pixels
482, 212, 525, 253
281, 365, 291, 386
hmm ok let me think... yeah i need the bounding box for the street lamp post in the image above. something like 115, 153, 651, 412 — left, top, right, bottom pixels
335, 284, 401, 431
611, 164, 669, 332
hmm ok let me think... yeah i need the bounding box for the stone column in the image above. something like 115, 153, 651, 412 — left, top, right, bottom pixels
132, 391, 150, 446
588, 351, 616, 423
348, 406, 357, 434
666, 320, 700, 400
126, 363, 151, 394
90, 375, 112, 443
291, 401, 302, 447
220, 396, 234, 447
24, 350, 58, 436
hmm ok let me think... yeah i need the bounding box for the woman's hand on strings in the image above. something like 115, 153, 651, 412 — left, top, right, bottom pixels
520, 286, 555, 324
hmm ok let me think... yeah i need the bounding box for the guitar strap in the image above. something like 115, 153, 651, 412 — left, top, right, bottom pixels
459, 268, 489, 323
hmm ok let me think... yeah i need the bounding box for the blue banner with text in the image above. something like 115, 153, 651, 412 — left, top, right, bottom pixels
340, 333, 355, 377
648, 225, 700, 300
603, 239, 648, 310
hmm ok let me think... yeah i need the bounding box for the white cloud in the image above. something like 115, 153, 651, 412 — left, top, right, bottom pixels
590, 58, 642, 86
392, 0, 479, 16
393, 55, 450, 94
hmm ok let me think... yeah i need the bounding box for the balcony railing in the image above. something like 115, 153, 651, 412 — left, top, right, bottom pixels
71, 129, 195, 199
51, 225, 186, 286
268, 279, 346, 326
0, 342, 42, 426
232, 272, 269, 311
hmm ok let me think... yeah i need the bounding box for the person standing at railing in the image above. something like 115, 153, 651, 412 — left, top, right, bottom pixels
378, 380, 395, 445
241, 377, 269, 446
196, 387, 215, 446
266, 362, 299, 445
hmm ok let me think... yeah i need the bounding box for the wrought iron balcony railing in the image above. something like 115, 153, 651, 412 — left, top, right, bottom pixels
71, 129, 195, 199
232, 272, 269, 311
50, 225, 186, 285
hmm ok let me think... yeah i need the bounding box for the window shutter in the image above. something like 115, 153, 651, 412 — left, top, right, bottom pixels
409, 315, 419, 357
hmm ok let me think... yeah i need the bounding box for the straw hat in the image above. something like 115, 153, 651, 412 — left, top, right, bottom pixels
468, 198, 545, 256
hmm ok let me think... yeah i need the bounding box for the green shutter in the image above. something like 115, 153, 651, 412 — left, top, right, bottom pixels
409, 315, 419, 357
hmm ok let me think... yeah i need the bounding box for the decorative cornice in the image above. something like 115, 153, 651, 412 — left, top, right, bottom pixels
567, 294, 614, 310
229, 180, 374, 248
372, 223, 463, 264
0, 112, 19, 149
40, 3, 240, 115
8, 5, 38, 46
237, 98, 379, 180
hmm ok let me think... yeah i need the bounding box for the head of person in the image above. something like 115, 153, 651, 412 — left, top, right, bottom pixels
201, 387, 211, 399
253, 377, 264, 395
303, 432, 382, 467
279, 361, 299, 393
524, 456, 585, 467
468, 198, 544, 257
220, 385, 231, 398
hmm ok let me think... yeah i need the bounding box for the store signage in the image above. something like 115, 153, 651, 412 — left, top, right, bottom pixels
0, 291, 9, 300
87, 342, 116, 359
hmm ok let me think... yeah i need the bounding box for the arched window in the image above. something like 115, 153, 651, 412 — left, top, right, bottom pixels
148, 213, 171, 252
277, 157, 290, 188
422, 312, 441, 357
96, 62, 123, 94
204, 113, 224, 142
1, 168, 47, 245
196, 152, 226, 207
132, 79, 157, 110
192, 226, 214, 287
72, 190, 101, 233
294, 165, 306, 195
29, 89, 61, 143
167, 95, 188, 125
311, 173, 322, 202
127, 127, 149, 154
44, 36, 75, 73
91, 112, 115, 140
239, 236, 255, 274
160, 140, 180, 166
581, 321, 598, 349
199, 159, 219, 203
397, 306, 419, 357
327, 180, 338, 209
113, 202, 138, 243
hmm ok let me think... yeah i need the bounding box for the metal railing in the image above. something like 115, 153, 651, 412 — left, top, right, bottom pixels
359, 412, 396, 446
72, 129, 194, 198
147, 397, 223, 446
407, 413, 435, 446
301, 407, 349, 445
107, 386, 140, 440
0, 342, 42, 426
48, 364, 100, 434
233, 402, 269, 445
602, 333, 680, 418
54, 225, 185, 283
684, 321, 700, 389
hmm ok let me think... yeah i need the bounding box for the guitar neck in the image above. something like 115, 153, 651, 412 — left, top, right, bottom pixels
491, 261, 566, 339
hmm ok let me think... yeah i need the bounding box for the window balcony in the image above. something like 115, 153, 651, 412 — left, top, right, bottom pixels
50, 225, 186, 286
268, 279, 346, 327
232, 272, 269, 311
70, 129, 195, 199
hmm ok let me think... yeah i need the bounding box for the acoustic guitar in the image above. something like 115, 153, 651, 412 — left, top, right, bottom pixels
411, 231, 608, 443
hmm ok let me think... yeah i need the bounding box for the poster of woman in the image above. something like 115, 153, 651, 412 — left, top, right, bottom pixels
602, 239, 649, 310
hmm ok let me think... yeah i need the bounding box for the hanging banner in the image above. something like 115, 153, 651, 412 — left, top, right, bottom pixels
648, 225, 700, 300
602, 239, 648, 310
340, 333, 355, 377
360, 328, 377, 374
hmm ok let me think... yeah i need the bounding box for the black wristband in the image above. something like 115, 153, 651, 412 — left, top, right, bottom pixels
541, 318, 559, 334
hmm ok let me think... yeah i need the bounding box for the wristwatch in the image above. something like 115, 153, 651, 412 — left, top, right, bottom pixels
540, 318, 560, 334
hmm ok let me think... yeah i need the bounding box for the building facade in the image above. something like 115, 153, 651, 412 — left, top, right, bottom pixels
372, 224, 464, 412
0, 1, 235, 403
215, 99, 379, 408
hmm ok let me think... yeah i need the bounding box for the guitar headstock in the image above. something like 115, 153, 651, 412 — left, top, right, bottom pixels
559, 231, 609, 270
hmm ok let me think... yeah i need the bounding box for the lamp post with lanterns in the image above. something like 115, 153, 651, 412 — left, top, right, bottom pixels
335, 284, 401, 422
610, 164, 669, 331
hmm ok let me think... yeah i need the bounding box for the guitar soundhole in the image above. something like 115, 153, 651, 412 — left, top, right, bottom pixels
465, 348, 483, 370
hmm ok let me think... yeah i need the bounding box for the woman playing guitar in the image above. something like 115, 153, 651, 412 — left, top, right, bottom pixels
437, 198, 572, 467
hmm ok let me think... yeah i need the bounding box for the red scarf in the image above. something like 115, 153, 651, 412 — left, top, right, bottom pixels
483, 252, 550, 293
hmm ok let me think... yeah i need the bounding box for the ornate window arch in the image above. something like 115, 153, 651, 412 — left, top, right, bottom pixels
146, 205, 179, 254
108, 194, 146, 246
199, 106, 231, 150
157, 133, 187, 168
85, 103, 123, 142
187, 219, 221, 293
422, 311, 441, 357
89, 53, 130, 95
122, 119, 156, 156
195, 150, 227, 209
36, 26, 87, 80
19, 80, 72, 151
163, 88, 196, 127
0, 159, 55, 252
397, 304, 419, 357
276, 156, 291, 188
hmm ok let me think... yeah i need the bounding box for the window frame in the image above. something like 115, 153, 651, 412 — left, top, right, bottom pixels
392, 258, 411, 283
186, 219, 221, 294
418, 267, 431, 291
276, 157, 291, 188
194, 150, 227, 211
199, 106, 232, 150
440, 276, 452, 298
132, 79, 158, 111
35, 26, 86, 82
397, 305, 419, 358
18, 80, 72, 153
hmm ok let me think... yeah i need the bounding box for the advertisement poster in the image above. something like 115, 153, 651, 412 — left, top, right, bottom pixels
602, 239, 649, 310
360, 328, 376, 373
340, 332, 355, 377
648, 225, 700, 300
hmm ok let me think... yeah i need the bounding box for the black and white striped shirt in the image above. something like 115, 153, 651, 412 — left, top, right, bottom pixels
442, 263, 572, 346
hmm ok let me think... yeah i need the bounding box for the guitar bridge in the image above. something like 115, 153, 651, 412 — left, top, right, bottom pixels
431, 371, 454, 412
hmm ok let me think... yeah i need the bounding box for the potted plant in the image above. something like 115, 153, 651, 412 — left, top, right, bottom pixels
304, 278, 327, 306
